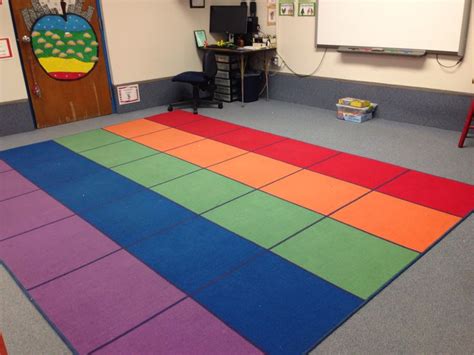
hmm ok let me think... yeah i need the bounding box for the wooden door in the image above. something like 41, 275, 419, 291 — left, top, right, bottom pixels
10, 0, 113, 128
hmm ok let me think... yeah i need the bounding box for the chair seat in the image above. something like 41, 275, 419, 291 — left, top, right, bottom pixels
172, 71, 208, 85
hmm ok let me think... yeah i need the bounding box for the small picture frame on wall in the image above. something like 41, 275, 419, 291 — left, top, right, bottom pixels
190, 0, 205, 8
194, 30, 207, 48
0, 38, 13, 60
279, 2, 294, 16
267, 7, 277, 26
298, 2, 316, 17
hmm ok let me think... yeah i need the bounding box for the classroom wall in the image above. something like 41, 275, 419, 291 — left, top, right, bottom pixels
100, 0, 215, 85
276, 3, 474, 94
100, 0, 274, 86
0, 1, 29, 104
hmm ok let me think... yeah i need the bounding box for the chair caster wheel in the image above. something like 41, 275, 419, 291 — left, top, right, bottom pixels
167, 105, 173, 112
218, 103, 223, 109
193, 109, 198, 114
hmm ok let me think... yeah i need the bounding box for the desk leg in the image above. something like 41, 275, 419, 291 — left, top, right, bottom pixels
240, 54, 245, 107
265, 51, 270, 101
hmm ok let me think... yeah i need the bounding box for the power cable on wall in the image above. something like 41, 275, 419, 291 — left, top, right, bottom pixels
435, 55, 463, 69
276, 48, 328, 78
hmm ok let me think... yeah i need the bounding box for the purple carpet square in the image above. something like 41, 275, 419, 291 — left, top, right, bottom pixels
95, 298, 262, 355
0, 170, 38, 201
30, 250, 185, 354
0, 190, 73, 241
0, 160, 11, 172
0, 216, 120, 289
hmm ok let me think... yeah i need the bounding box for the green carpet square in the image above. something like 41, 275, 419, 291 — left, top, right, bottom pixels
203, 191, 322, 248
153, 169, 252, 213
55, 129, 123, 152
113, 154, 200, 187
80, 140, 158, 168
274, 218, 419, 299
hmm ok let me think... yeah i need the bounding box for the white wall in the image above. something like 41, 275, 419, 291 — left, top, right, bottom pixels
276, 3, 474, 94
100, 0, 217, 85
0, 1, 29, 103
100, 0, 274, 86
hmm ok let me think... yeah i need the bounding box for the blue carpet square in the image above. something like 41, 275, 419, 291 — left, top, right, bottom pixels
128, 218, 263, 293
0, 141, 76, 170
194, 252, 363, 354
81, 190, 195, 246
45, 169, 144, 213
14, 153, 104, 187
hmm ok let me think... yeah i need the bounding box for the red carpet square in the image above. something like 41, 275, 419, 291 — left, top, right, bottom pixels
177, 117, 241, 137
255, 139, 339, 167
212, 127, 285, 151
310, 153, 408, 189
378, 171, 474, 217
146, 110, 204, 127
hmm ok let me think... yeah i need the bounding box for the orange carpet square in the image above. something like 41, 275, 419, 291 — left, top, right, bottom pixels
167, 140, 247, 167
104, 119, 169, 139
332, 192, 461, 252
262, 170, 369, 215
132, 129, 203, 152
209, 153, 300, 188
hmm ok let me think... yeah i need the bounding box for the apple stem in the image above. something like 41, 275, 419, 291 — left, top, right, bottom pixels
60, 0, 67, 21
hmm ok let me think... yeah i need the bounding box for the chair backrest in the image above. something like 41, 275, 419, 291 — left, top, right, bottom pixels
203, 51, 218, 78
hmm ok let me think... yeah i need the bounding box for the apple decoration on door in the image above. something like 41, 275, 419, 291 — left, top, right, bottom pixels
25, 0, 99, 80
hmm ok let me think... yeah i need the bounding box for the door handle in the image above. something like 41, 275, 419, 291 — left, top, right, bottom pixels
22, 35, 31, 43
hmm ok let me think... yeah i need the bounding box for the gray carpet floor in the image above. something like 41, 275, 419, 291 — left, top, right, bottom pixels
1, 100, 473, 354
0, 265, 72, 354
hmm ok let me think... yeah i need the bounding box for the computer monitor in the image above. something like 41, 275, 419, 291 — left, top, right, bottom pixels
209, 6, 248, 34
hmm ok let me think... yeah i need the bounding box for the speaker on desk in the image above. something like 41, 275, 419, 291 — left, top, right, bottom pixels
240, 1, 249, 16
250, 1, 257, 17
247, 16, 259, 34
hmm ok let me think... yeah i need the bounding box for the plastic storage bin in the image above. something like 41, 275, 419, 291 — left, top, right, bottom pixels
336, 103, 378, 123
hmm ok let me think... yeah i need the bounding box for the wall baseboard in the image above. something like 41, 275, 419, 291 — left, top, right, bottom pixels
113, 78, 192, 114
269, 73, 473, 131
0, 100, 35, 137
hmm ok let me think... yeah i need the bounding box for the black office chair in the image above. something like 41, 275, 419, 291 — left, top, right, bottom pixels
168, 51, 223, 114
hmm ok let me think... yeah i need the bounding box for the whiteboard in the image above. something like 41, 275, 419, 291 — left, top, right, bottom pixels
317, 0, 471, 55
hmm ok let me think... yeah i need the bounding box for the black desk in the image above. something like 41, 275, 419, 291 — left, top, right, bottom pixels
202, 46, 276, 106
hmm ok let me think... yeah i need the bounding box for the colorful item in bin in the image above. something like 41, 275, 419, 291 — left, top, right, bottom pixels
338, 97, 371, 108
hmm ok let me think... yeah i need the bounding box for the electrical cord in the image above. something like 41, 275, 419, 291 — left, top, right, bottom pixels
276, 48, 328, 78
436, 54, 463, 68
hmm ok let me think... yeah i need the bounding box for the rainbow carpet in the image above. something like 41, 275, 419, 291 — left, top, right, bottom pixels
1, 110, 473, 354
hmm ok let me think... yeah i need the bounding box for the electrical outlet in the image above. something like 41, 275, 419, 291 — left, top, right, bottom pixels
272, 56, 279, 66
